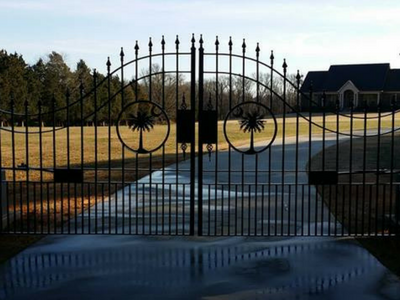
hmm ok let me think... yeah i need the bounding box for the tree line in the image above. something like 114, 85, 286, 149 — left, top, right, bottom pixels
0, 49, 302, 126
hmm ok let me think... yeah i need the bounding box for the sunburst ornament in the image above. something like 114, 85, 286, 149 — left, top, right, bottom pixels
224, 102, 277, 155
117, 101, 170, 154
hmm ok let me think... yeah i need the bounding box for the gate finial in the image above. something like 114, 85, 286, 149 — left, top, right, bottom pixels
134, 40, 139, 56
161, 35, 165, 50
191, 33, 195, 46
282, 59, 287, 75
270, 50, 274, 66
175, 35, 180, 50
215, 36, 219, 51
106, 57, 111, 73
199, 34, 204, 49
296, 70, 301, 87
228, 36, 233, 51
255, 42, 260, 58
148, 37, 153, 52
242, 38, 246, 54
120, 47, 125, 63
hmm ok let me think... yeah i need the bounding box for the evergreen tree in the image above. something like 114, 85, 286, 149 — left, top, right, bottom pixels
0, 50, 29, 119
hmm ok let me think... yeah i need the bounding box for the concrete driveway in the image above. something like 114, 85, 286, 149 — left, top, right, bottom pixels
0, 135, 399, 300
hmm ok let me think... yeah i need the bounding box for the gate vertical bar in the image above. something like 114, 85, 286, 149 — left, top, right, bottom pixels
198, 35, 204, 236
10, 97, 16, 233
190, 35, 196, 236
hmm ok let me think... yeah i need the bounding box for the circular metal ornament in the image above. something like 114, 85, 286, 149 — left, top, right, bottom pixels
116, 100, 170, 154
223, 101, 277, 155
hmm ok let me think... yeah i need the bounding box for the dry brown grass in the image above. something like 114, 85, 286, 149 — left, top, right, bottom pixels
310, 133, 400, 235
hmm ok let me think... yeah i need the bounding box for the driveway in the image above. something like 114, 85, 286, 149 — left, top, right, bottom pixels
0, 135, 399, 300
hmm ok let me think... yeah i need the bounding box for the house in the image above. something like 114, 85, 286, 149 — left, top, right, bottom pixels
300, 63, 400, 111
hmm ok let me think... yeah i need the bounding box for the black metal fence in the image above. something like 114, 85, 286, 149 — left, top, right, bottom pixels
0, 35, 399, 236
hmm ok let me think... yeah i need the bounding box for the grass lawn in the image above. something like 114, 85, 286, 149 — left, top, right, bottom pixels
310, 132, 400, 278
357, 237, 400, 278
0, 235, 43, 265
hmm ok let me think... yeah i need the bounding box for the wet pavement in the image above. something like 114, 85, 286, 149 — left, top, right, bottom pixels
1, 135, 400, 299
0, 236, 399, 300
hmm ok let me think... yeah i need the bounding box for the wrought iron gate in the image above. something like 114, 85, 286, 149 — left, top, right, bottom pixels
0, 35, 399, 236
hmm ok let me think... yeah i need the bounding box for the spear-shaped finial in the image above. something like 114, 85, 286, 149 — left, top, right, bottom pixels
228, 36, 233, 52
282, 59, 288, 75
120, 47, 125, 63
270, 50, 274, 65
175, 35, 180, 50
106, 57, 111, 73
161, 35, 165, 51
199, 34, 204, 49
215, 36, 219, 51
134, 40, 139, 56
242, 38, 246, 54
191, 33, 195, 46
296, 70, 301, 86
148, 37, 153, 52
255, 42, 260, 58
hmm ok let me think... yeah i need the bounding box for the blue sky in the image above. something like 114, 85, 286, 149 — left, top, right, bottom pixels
1, 0, 400, 76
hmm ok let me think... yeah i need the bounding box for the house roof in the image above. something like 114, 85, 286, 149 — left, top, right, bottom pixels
300, 63, 400, 93
384, 69, 400, 91
301, 71, 328, 94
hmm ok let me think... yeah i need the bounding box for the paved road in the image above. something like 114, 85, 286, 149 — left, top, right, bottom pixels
0, 136, 399, 300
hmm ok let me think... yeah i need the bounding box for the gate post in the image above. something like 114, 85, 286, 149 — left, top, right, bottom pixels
189, 35, 196, 236
197, 35, 204, 236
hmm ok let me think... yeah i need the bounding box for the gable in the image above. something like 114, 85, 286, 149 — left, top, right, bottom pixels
338, 80, 359, 93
